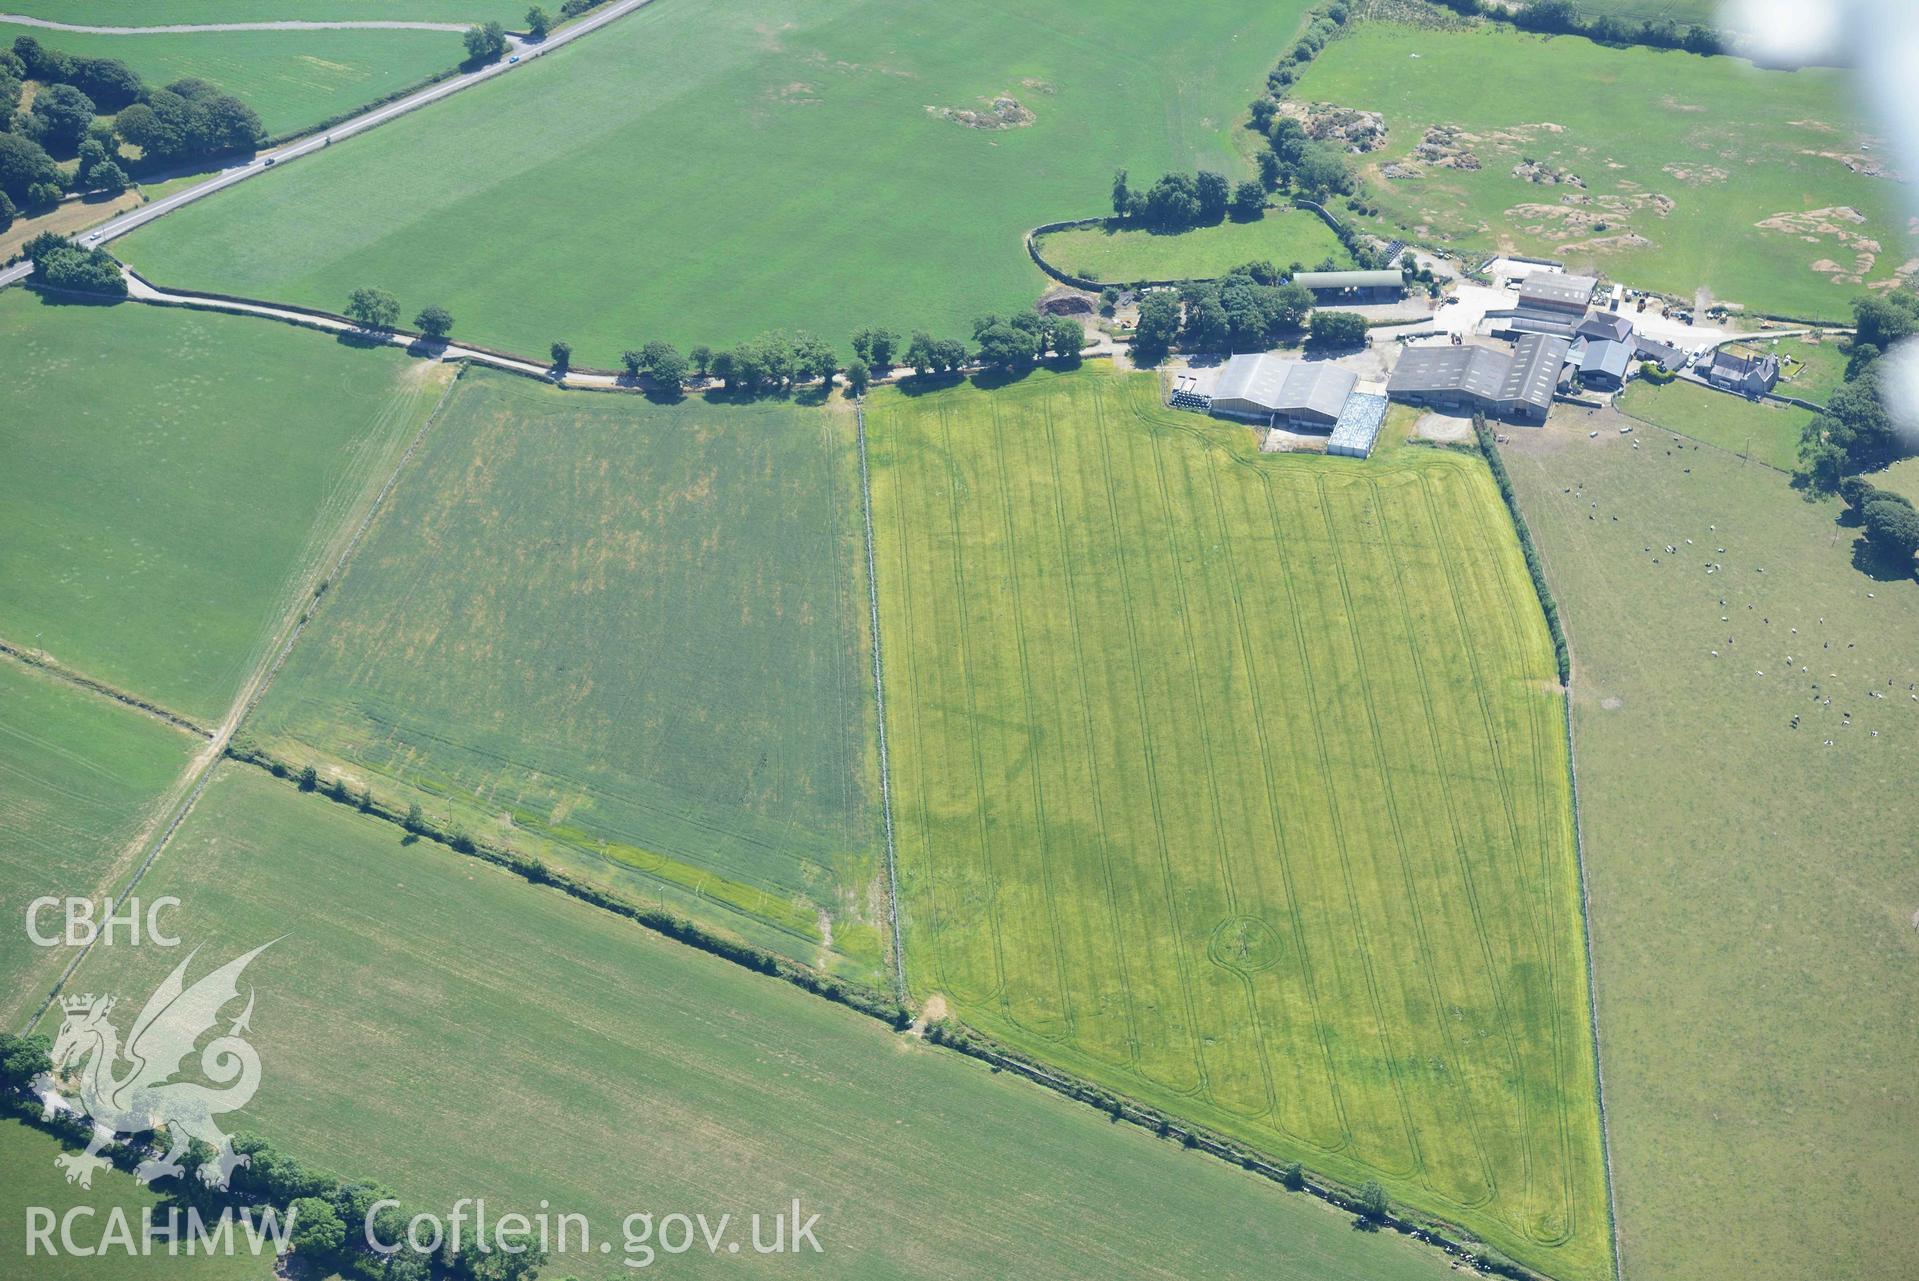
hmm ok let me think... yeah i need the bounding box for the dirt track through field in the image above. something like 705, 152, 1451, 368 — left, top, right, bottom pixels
21, 367, 465, 1032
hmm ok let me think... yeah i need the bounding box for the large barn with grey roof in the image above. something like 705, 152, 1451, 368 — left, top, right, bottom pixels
1387, 335, 1570, 423
1207, 353, 1359, 428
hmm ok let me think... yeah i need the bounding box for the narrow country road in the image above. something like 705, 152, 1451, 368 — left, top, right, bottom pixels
0, 0, 659, 290
0, 14, 468, 32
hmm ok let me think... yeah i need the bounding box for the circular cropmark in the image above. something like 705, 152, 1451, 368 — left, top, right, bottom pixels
1207, 915, 1282, 974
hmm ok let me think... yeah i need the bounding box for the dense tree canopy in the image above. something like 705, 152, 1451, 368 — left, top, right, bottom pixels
27, 83, 96, 151
464, 22, 509, 63
0, 131, 59, 203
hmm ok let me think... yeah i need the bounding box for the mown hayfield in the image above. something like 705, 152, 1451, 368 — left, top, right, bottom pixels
0, 1118, 271, 1280
1500, 409, 1919, 1281
1615, 376, 1811, 469
53, 765, 1454, 1281
0, 22, 463, 138
1036, 207, 1351, 284
248, 371, 884, 977
1290, 24, 1916, 320
865, 366, 1609, 1280
0, 662, 197, 1028
0, 292, 449, 726
115, 0, 1317, 364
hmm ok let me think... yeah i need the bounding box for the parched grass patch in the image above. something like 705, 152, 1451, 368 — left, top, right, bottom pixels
52, 765, 1456, 1281
0, 291, 450, 725
249, 371, 884, 978
0, 22, 464, 138
1036, 207, 1351, 284
0, 661, 197, 1027
1500, 415, 1919, 1281
1615, 376, 1811, 470
114, 0, 1319, 364
867, 366, 1610, 1280
1290, 23, 1917, 320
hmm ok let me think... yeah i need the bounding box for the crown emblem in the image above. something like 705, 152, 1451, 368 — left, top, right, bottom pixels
60, 993, 113, 1016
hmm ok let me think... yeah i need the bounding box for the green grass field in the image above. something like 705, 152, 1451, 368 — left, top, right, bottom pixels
1290, 24, 1916, 320
1500, 411, 1919, 1281
0, 1119, 273, 1280
2, 22, 463, 138
0, 661, 197, 1028
1615, 376, 1812, 469
247, 371, 884, 978
7, 1, 518, 21
0, 292, 449, 726
114, 0, 1317, 365
50, 765, 1454, 1281
1036, 207, 1351, 284
865, 367, 1609, 1280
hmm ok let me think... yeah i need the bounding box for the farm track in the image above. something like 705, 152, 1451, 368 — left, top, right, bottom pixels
24, 366, 464, 1029
851, 397, 907, 1002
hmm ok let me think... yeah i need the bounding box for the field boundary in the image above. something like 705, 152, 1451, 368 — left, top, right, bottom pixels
0, 639, 211, 738
1613, 396, 1796, 475
852, 397, 908, 1002
1481, 425, 1624, 1281
23, 366, 468, 1032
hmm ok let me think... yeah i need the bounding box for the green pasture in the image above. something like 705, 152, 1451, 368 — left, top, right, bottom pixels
52, 765, 1454, 1281
0, 1119, 272, 1280
0, 662, 197, 1028
2, 22, 464, 139
1290, 24, 1916, 320
114, 0, 1318, 365
0, 292, 448, 726
1871, 455, 1919, 504
1500, 411, 1919, 1281
1036, 207, 1351, 284
5, 2, 519, 27
1751, 333, 1847, 404
248, 371, 883, 978
1615, 376, 1811, 469
865, 366, 1609, 1280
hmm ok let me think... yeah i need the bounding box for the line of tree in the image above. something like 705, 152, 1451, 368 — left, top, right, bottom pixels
0, 35, 263, 224
1109, 167, 1265, 231
1473, 414, 1573, 682
1429, 0, 1723, 56
0, 1033, 543, 1281
1838, 477, 1919, 567
20, 231, 126, 295
1797, 289, 1919, 493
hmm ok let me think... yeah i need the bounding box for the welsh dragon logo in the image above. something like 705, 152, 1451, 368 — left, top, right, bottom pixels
38, 942, 276, 1191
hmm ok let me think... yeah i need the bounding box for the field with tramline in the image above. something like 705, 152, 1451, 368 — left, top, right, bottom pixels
1500, 410, 1919, 1281
247, 371, 886, 977
54, 765, 1456, 1281
0, 661, 197, 1027
113, 0, 1319, 364
1290, 23, 1916, 319
0, 292, 450, 726
865, 366, 1609, 1280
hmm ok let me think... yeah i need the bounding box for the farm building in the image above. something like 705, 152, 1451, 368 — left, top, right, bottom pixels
1575, 312, 1635, 344
1634, 335, 1688, 370
1207, 353, 1358, 428
1387, 334, 1570, 422
1291, 269, 1406, 302
1517, 271, 1598, 315
1570, 336, 1634, 391
1328, 391, 1389, 458
1704, 347, 1780, 396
